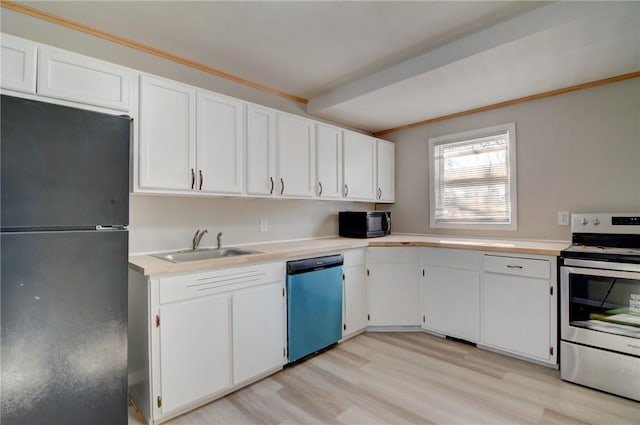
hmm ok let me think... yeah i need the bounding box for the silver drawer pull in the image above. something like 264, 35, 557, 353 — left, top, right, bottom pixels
506, 265, 523, 269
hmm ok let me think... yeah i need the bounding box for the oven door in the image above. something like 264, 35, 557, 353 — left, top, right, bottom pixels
561, 262, 640, 357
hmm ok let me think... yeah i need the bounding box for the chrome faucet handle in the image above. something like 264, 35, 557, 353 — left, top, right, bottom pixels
216, 232, 223, 250
192, 229, 208, 250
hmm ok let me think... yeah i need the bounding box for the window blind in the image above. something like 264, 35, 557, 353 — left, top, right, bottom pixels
433, 131, 511, 224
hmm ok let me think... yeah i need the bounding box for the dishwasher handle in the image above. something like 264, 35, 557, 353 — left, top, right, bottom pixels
286, 254, 344, 275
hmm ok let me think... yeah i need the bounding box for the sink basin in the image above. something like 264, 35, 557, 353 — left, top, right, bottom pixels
153, 248, 262, 263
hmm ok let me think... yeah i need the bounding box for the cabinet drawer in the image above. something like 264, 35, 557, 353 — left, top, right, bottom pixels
368, 247, 418, 263
343, 248, 366, 267
483, 255, 550, 279
159, 262, 284, 304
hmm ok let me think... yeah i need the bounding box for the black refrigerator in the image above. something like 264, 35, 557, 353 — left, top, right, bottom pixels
1, 95, 130, 425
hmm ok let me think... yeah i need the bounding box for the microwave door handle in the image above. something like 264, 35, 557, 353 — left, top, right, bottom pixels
383, 214, 391, 233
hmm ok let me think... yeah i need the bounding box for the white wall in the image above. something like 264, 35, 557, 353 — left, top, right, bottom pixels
385, 79, 640, 241
129, 196, 369, 254
1, 10, 374, 254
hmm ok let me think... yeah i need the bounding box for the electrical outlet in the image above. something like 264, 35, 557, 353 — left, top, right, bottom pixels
558, 211, 570, 226
259, 218, 269, 232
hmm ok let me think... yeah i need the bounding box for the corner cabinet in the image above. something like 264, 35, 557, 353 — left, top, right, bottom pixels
368, 247, 420, 326
128, 261, 286, 425
480, 254, 557, 365
420, 248, 482, 342
376, 139, 395, 203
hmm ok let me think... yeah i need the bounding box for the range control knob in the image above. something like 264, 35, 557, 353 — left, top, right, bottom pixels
580, 217, 589, 225
593, 217, 601, 225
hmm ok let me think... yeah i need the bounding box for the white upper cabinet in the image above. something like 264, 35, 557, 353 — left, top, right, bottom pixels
276, 113, 315, 197
343, 131, 377, 201
38, 46, 134, 111
196, 91, 244, 194
246, 104, 277, 196
0, 33, 37, 94
315, 124, 343, 199
139, 75, 196, 191
376, 139, 395, 203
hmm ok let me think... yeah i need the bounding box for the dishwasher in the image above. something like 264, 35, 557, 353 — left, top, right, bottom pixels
286, 254, 343, 363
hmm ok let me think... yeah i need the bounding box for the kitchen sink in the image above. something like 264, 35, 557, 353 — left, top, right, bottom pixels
153, 247, 262, 263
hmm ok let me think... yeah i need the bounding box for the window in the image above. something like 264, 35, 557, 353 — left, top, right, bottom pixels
428, 123, 517, 230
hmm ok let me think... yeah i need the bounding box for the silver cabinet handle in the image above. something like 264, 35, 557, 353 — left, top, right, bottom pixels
269, 177, 274, 194
191, 169, 195, 189
378, 187, 382, 199
280, 177, 285, 195
199, 170, 203, 190
506, 265, 523, 269
344, 184, 349, 197
318, 181, 323, 197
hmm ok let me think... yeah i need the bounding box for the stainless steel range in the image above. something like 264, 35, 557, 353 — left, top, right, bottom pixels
560, 213, 640, 401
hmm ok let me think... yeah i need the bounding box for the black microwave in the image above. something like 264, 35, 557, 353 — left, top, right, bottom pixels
339, 211, 391, 238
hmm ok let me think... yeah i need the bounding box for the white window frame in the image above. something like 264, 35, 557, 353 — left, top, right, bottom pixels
428, 123, 517, 231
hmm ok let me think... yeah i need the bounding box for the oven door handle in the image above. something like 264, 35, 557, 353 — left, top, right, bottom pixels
561, 265, 640, 280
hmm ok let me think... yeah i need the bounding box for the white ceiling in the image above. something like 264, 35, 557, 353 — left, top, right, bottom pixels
20, 1, 640, 134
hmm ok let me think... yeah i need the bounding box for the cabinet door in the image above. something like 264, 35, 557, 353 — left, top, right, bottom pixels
159, 294, 231, 414
344, 265, 368, 336
376, 139, 395, 203
0, 34, 37, 94
38, 47, 133, 111
277, 113, 315, 197
423, 266, 480, 342
368, 263, 420, 326
482, 273, 551, 360
246, 105, 276, 195
343, 131, 377, 200
139, 75, 196, 191
232, 283, 284, 384
196, 91, 244, 194
316, 124, 343, 199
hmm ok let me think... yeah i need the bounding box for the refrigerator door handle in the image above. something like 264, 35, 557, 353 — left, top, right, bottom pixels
96, 225, 128, 230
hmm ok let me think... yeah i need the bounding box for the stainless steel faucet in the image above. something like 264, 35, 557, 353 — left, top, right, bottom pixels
192, 229, 208, 250
216, 232, 223, 249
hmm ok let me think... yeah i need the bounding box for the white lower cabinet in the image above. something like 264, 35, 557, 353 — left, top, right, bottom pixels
421, 248, 482, 342
342, 249, 368, 338
159, 294, 231, 414
368, 248, 420, 326
129, 261, 286, 425
480, 254, 557, 365
232, 282, 285, 384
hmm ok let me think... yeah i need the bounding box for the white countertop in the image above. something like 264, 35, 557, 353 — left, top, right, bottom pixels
129, 234, 569, 276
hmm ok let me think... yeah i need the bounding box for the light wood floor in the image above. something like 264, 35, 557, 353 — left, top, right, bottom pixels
130, 332, 640, 425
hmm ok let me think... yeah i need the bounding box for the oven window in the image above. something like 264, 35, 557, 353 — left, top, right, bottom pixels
569, 273, 640, 339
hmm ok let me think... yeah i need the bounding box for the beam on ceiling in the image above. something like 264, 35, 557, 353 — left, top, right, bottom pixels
307, 1, 610, 114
